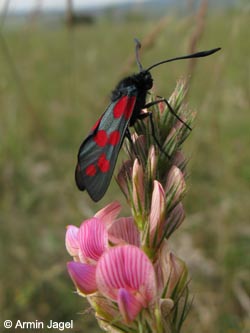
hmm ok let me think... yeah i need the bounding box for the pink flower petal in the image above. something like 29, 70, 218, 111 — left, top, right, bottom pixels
108, 217, 140, 246
67, 261, 97, 295
96, 245, 156, 310
94, 201, 121, 227
65, 225, 79, 257
78, 218, 108, 263
118, 288, 144, 323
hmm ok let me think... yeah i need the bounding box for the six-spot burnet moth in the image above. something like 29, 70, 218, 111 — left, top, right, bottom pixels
75, 39, 220, 202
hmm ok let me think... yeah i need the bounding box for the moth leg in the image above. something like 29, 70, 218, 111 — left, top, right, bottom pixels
145, 98, 192, 131
125, 128, 133, 144
137, 111, 170, 159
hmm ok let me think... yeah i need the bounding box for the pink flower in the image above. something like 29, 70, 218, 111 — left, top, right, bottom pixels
66, 201, 122, 295
66, 217, 108, 295
96, 245, 157, 322
65, 201, 121, 262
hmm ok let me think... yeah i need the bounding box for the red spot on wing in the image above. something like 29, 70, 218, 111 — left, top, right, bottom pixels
91, 117, 102, 131
109, 130, 120, 146
113, 95, 136, 119
86, 164, 97, 176
94, 130, 108, 147
124, 99, 136, 119
98, 154, 110, 173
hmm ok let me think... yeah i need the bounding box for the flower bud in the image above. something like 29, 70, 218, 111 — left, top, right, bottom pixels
163, 127, 179, 156
165, 252, 187, 298
164, 202, 185, 238
132, 159, 145, 222
154, 242, 187, 298
149, 180, 166, 247
147, 146, 157, 182
171, 150, 186, 174
116, 160, 133, 199
165, 165, 186, 209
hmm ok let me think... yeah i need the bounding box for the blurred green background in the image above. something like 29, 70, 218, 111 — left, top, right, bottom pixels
0, 1, 249, 332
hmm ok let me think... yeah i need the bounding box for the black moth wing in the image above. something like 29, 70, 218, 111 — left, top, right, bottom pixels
75, 92, 138, 202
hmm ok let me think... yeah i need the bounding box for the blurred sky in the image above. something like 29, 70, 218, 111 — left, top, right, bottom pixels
0, 0, 141, 12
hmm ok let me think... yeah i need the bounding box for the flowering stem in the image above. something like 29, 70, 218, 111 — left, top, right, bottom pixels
66, 80, 194, 332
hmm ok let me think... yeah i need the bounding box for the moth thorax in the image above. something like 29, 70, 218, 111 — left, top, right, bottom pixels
136, 71, 153, 90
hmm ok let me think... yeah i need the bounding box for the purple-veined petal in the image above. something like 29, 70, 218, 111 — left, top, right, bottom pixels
96, 245, 156, 311
94, 201, 121, 227
67, 261, 97, 295
78, 218, 108, 263
65, 225, 79, 257
117, 288, 144, 323
149, 181, 166, 247
108, 217, 140, 246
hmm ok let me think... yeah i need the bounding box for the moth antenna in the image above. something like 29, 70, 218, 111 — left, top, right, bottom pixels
146, 47, 221, 72
134, 38, 144, 72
